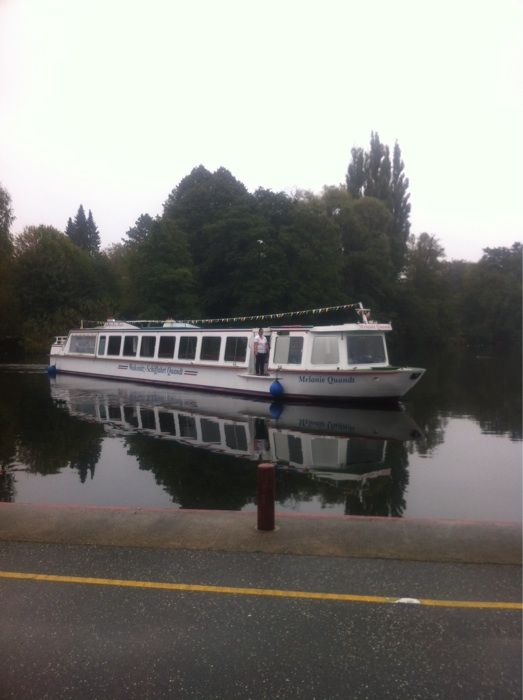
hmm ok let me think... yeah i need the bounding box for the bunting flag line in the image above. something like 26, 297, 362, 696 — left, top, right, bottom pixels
81, 303, 361, 328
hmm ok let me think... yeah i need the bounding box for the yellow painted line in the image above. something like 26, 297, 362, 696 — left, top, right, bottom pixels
0, 570, 521, 610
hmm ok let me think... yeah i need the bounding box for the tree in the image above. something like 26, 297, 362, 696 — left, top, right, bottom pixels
163, 166, 252, 267
124, 219, 199, 319
319, 186, 395, 312
346, 148, 366, 199
66, 205, 100, 255
86, 209, 100, 254
66, 204, 88, 249
390, 141, 411, 262
0, 183, 18, 343
461, 243, 522, 351
278, 196, 343, 310
346, 133, 411, 272
194, 209, 280, 316
0, 182, 15, 254
393, 233, 455, 348
341, 197, 395, 308
13, 226, 112, 351
123, 213, 154, 246
364, 131, 391, 201
0, 185, 19, 352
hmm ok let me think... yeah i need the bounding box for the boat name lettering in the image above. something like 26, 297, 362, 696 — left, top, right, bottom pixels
128, 363, 183, 376
299, 419, 355, 432
299, 375, 356, 384
327, 376, 355, 384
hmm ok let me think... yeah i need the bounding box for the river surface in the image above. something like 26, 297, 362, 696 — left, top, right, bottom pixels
0, 354, 521, 522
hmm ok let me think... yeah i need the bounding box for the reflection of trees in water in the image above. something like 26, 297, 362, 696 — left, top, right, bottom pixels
408, 351, 522, 451
124, 434, 258, 510
124, 428, 411, 517
70, 441, 102, 483
0, 371, 104, 485
343, 442, 409, 517
407, 412, 447, 458
0, 467, 15, 502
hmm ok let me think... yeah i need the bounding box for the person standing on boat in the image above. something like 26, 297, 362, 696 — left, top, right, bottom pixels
254, 328, 269, 375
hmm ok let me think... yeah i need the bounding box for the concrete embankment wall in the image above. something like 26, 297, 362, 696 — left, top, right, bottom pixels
0, 503, 520, 565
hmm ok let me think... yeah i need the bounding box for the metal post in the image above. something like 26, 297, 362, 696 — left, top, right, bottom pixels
257, 462, 275, 531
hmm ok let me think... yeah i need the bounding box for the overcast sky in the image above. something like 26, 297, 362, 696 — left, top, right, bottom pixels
1, 0, 521, 261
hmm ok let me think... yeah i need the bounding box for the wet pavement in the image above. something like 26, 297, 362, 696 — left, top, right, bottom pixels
0, 506, 521, 698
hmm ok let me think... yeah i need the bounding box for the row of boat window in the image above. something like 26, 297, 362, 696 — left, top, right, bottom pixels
69, 334, 251, 363
68, 333, 386, 365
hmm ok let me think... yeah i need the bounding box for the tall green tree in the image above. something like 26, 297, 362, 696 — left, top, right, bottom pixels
86, 209, 100, 254
66, 205, 100, 255
0, 182, 14, 253
460, 243, 522, 351
123, 213, 154, 246
320, 186, 395, 312
0, 183, 18, 343
346, 133, 411, 272
13, 226, 112, 351
163, 166, 252, 267
124, 218, 199, 319
393, 233, 455, 348
66, 204, 88, 249
279, 195, 343, 310
390, 141, 411, 261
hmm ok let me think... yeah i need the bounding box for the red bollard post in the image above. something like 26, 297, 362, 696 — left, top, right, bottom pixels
257, 462, 275, 531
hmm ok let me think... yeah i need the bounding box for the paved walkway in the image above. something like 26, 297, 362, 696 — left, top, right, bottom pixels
0, 504, 521, 698
0, 502, 521, 564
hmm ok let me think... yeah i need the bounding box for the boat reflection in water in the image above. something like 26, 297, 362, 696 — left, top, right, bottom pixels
50, 375, 421, 513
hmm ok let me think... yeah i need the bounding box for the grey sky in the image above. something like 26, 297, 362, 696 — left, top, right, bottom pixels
1, 0, 521, 261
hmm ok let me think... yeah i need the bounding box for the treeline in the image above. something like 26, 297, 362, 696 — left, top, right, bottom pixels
0, 134, 521, 356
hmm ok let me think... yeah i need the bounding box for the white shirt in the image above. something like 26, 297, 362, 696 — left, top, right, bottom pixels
254, 333, 268, 354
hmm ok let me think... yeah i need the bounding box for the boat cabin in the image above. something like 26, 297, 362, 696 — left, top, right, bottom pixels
53, 320, 394, 373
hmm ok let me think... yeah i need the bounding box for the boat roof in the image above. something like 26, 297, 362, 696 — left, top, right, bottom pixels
74, 321, 392, 333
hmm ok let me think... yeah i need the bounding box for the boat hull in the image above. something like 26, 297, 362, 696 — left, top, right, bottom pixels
49, 354, 424, 402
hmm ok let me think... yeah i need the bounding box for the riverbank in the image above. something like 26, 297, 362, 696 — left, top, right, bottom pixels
0, 503, 520, 565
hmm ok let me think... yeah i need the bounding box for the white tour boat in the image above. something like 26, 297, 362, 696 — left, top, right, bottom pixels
48, 304, 425, 401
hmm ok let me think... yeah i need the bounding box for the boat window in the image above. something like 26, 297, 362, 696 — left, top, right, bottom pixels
108, 405, 122, 420
140, 408, 156, 430
200, 336, 221, 361
311, 438, 339, 467
179, 414, 197, 439
69, 334, 97, 354
124, 406, 139, 428
158, 336, 176, 359
224, 337, 248, 363
107, 335, 122, 356
98, 335, 106, 355
311, 336, 339, 365
201, 419, 221, 443
225, 424, 248, 451
158, 412, 176, 435
179, 336, 197, 360
274, 335, 304, 365
140, 336, 156, 358
123, 335, 138, 357
346, 438, 385, 465
288, 435, 304, 464
346, 334, 386, 364
273, 433, 303, 464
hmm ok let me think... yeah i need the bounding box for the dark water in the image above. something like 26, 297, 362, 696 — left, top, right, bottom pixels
0, 354, 521, 522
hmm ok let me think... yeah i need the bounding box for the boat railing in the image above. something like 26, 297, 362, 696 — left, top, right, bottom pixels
53, 336, 68, 346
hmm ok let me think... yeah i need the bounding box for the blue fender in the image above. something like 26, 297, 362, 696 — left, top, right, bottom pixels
269, 379, 284, 398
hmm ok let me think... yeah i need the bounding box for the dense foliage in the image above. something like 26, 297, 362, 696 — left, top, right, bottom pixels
0, 134, 521, 357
